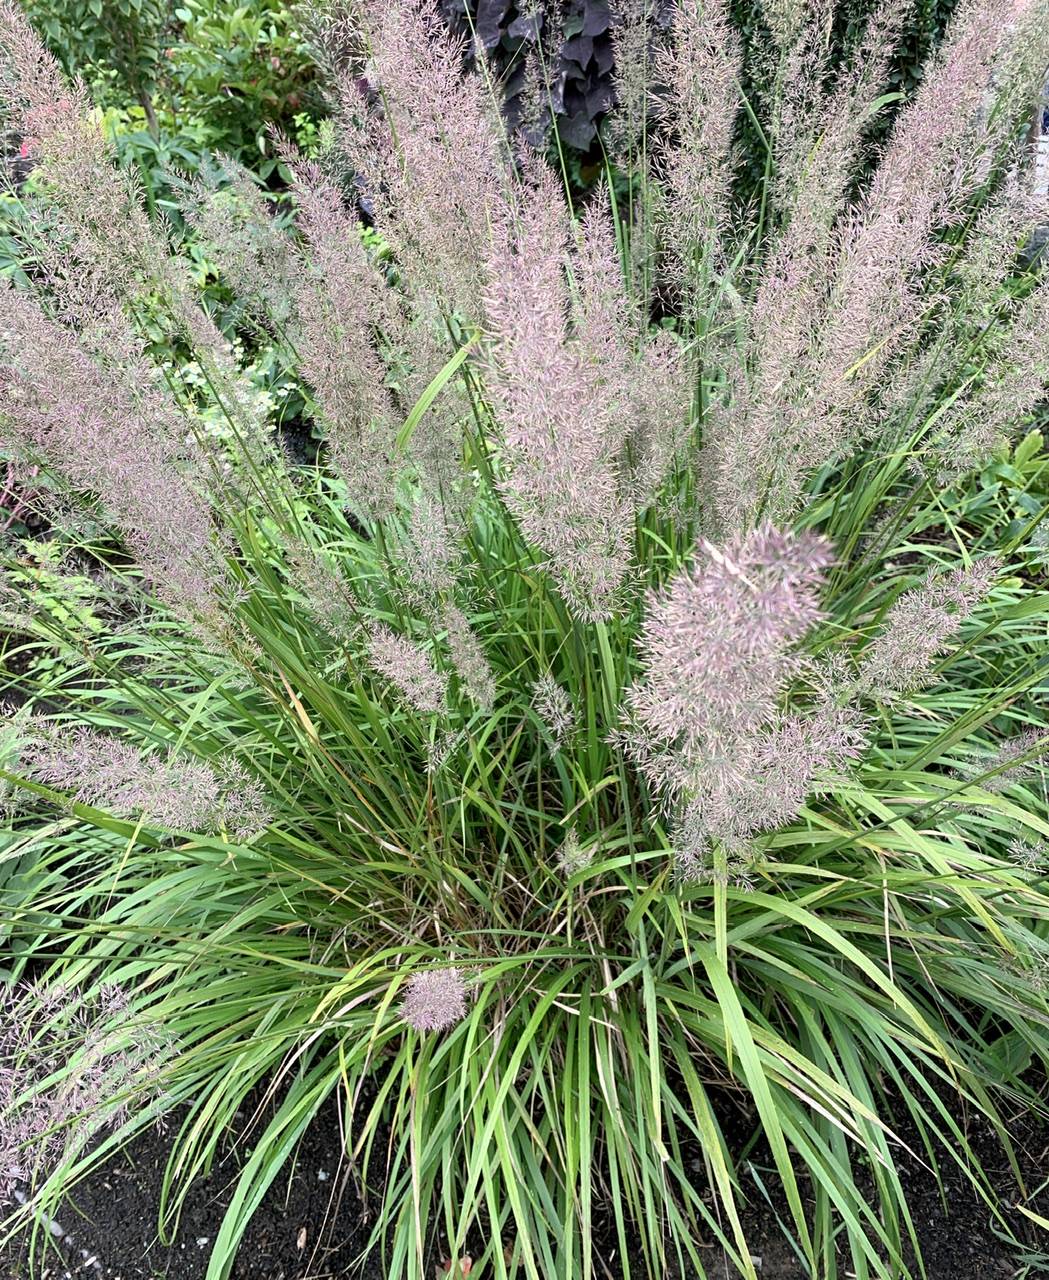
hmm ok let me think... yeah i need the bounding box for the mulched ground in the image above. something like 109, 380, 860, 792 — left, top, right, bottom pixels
2, 1085, 1048, 1279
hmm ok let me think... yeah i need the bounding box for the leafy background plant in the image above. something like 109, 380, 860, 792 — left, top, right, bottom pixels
21, 0, 321, 190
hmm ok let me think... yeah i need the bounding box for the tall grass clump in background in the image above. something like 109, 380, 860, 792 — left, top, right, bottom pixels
2, 0, 1049, 1277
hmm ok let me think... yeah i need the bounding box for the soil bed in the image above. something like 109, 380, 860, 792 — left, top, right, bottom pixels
0, 1091, 383, 1280
2, 1087, 1048, 1279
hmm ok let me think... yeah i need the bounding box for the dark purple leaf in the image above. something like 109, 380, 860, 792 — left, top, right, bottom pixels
476, 0, 513, 48
581, 0, 612, 38
587, 81, 614, 115
562, 33, 594, 67
508, 11, 542, 40
593, 37, 614, 77
559, 108, 597, 148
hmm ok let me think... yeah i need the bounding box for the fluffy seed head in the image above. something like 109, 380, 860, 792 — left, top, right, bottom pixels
444, 606, 495, 711
401, 968, 467, 1032
860, 558, 1001, 698
626, 525, 834, 754
1008, 837, 1048, 874
335, 0, 508, 321
0, 281, 223, 618
366, 622, 447, 714
556, 828, 594, 877
0, 982, 169, 1201
285, 151, 404, 520
484, 158, 632, 620
13, 719, 270, 838
618, 526, 862, 854
532, 673, 575, 751
654, 0, 741, 296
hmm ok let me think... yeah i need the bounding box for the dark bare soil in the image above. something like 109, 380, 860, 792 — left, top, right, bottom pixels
703, 1088, 1049, 1280
0, 1091, 384, 1280
2, 1086, 1048, 1279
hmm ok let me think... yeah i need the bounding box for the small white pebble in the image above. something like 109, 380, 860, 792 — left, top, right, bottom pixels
317, 1168, 329, 1181
196, 1236, 210, 1247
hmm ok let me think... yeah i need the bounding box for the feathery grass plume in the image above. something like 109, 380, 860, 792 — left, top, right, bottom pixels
0, 282, 224, 617
312, 1, 499, 502
761, 0, 835, 197
443, 604, 495, 711
286, 142, 470, 516
965, 728, 1049, 793
703, 0, 909, 532
0, 982, 169, 1202
928, 264, 1049, 477
607, 1, 668, 305
950, 176, 1047, 317
628, 328, 695, 502
877, 176, 1048, 463
653, 0, 741, 305
424, 727, 466, 775
325, 0, 504, 514
398, 492, 464, 608
484, 158, 632, 620
283, 152, 402, 520
625, 526, 834, 753
15, 719, 271, 838
1008, 836, 1048, 873
572, 189, 693, 505
8, 199, 274, 528
10, 200, 214, 482
508, 4, 564, 151
401, 968, 467, 1032
285, 540, 363, 648
0, 2, 160, 300
702, 241, 818, 532
859, 558, 1001, 698
810, 0, 1048, 415
556, 827, 593, 877
532, 672, 575, 750
664, 686, 868, 871
706, 0, 1049, 533
571, 189, 637, 360
759, 0, 813, 49
608, 0, 661, 162
333, 0, 509, 323
0, 4, 277, 477
386, 500, 487, 707
620, 526, 865, 855
289, 540, 451, 712
14, 232, 268, 537
770, 0, 907, 226
673, 807, 759, 887
365, 620, 447, 714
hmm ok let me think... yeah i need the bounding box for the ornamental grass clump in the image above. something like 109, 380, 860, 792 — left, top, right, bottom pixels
0, 983, 169, 1204
2, 0, 1049, 1277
